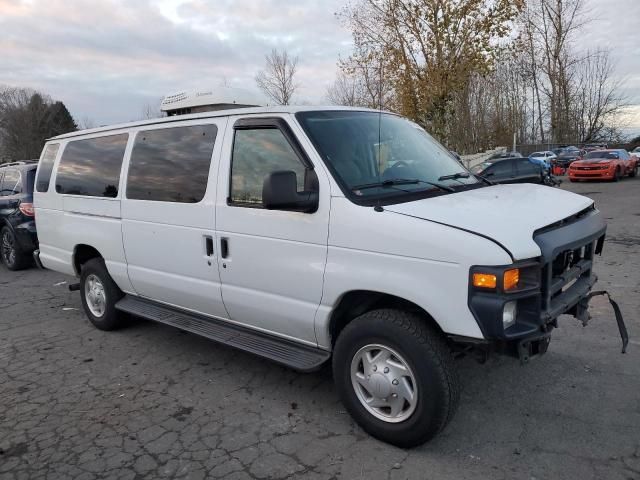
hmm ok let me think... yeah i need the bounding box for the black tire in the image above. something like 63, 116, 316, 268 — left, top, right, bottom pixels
613, 167, 621, 182
332, 309, 459, 448
630, 164, 637, 178
1, 226, 30, 271
79, 258, 125, 331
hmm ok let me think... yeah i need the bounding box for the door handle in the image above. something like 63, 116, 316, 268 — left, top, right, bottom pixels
220, 237, 229, 259
205, 236, 214, 256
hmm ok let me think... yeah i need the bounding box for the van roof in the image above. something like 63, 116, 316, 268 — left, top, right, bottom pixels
48, 105, 385, 141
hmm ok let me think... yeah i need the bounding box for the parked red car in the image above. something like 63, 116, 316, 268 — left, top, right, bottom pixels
568, 149, 638, 182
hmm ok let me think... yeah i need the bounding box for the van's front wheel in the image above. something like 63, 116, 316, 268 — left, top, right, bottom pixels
80, 258, 124, 331
332, 309, 459, 447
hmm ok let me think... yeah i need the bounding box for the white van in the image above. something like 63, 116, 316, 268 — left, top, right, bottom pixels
34, 106, 612, 447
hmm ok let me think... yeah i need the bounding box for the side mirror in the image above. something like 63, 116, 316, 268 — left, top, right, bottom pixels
262, 170, 318, 213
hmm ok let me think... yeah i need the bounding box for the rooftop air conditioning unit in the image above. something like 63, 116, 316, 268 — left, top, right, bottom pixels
160, 87, 263, 116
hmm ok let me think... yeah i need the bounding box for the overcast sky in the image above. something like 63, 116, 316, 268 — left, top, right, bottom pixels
1, 0, 639, 134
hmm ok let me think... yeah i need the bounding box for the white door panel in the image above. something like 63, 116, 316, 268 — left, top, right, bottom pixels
215, 226, 327, 344
121, 118, 228, 319
215, 114, 330, 345
122, 219, 226, 317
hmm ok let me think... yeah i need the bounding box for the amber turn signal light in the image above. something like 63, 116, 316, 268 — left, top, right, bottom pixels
472, 273, 497, 289
503, 268, 520, 291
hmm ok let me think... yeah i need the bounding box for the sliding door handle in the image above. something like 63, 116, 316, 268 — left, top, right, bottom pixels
220, 238, 229, 259
205, 236, 214, 256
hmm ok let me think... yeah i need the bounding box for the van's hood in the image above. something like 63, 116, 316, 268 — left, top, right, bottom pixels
384, 184, 594, 260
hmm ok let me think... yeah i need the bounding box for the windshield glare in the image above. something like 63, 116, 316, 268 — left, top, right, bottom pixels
296, 111, 478, 201
585, 151, 618, 159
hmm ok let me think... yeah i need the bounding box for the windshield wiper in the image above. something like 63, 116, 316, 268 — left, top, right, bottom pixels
352, 178, 455, 193
438, 172, 470, 181
439, 170, 493, 187
474, 174, 495, 185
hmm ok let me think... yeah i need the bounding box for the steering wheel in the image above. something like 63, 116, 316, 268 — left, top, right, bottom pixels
390, 160, 411, 170
382, 160, 414, 180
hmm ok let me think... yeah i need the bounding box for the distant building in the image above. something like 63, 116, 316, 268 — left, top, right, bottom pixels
160, 87, 263, 116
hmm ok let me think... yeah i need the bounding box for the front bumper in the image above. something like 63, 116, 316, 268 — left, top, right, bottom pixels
466, 208, 607, 361
569, 166, 614, 179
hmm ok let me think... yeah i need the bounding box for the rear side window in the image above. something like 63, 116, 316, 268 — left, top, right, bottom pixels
56, 134, 128, 197
487, 161, 512, 177
1, 169, 21, 196
36, 143, 60, 192
516, 159, 540, 175
127, 124, 217, 203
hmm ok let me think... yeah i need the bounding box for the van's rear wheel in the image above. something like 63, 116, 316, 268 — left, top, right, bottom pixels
80, 258, 124, 331
332, 309, 459, 447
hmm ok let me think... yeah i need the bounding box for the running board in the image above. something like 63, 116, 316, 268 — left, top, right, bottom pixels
115, 296, 330, 372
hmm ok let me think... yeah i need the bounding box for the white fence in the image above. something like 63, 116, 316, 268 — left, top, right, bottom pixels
460, 147, 506, 170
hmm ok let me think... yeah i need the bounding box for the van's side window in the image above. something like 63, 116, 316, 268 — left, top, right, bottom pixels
56, 134, 128, 198
35, 143, 60, 193
127, 124, 217, 203
230, 128, 305, 206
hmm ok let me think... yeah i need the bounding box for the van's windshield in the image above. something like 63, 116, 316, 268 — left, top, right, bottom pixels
296, 111, 480, 204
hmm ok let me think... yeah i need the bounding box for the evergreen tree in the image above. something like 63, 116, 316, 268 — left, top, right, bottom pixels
0, 88, 77, 162
46, 101, 78, 137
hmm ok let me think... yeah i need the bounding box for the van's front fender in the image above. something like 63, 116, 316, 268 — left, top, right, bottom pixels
315, 197, 512, 349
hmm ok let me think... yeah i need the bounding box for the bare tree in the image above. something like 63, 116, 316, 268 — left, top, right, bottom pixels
573, 49, 625, 142
255, 49, 299, 105
514, 0, 625, 144
139, 101, 164, 120
326, 72, 360, 107
326, 67, 394, 109
78, 115, 96, 130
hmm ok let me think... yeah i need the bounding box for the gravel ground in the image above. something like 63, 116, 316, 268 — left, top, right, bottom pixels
1, 178, 639, 480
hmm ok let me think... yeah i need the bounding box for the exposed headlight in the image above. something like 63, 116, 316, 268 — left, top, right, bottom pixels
503, 301, 517, 330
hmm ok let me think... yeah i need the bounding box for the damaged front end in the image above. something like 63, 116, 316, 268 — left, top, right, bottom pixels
461, 205, 628, 363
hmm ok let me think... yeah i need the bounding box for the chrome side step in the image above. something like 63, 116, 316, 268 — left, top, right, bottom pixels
115, 295, 330, 372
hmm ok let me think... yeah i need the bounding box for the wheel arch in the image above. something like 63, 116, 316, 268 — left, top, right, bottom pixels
72, 244, 103, 275
328, 290, 445, 347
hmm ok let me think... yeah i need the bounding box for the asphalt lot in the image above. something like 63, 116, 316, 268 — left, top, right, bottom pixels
1, 178, 639, 480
